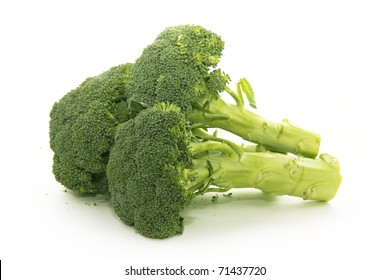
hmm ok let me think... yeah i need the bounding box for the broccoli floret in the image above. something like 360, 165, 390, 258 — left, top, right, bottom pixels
107, 103, 192, 238
107, 103, 341, 239
49, 63, 131, 194
126, 25, 320, 158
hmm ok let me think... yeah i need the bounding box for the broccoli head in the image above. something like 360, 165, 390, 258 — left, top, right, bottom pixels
107, 103, 193, 238
49, 63, 131, 194
107, 103, 342, 239
126, 25, 321, 158
126, 25, 227, 115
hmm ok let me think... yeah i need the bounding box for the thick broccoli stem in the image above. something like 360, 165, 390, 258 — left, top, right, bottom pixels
189, 141, 341, 202
189, 98, 321, 158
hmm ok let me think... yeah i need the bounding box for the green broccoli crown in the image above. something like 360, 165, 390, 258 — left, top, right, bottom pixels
127, 25, 229, 115
49, 63, 131, 194
107, 103, 194, 239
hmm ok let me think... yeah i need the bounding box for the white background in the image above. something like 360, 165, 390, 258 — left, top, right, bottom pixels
1, 0, 390, 279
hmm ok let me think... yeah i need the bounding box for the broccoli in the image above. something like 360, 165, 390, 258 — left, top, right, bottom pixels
49, 25, 341, 239
107, 103, 341, 239
126, 25, 320, 158
49, 63, 131, 194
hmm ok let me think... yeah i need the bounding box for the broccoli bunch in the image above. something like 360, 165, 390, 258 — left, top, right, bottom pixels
49, 63, 131, 194
49, 25, 342, 239
107, 103, 341, 239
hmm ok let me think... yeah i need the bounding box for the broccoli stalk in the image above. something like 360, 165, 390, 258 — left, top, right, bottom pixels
188, 136, 340, 202
189, 91, 320, 158
107, 103, 341, 239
